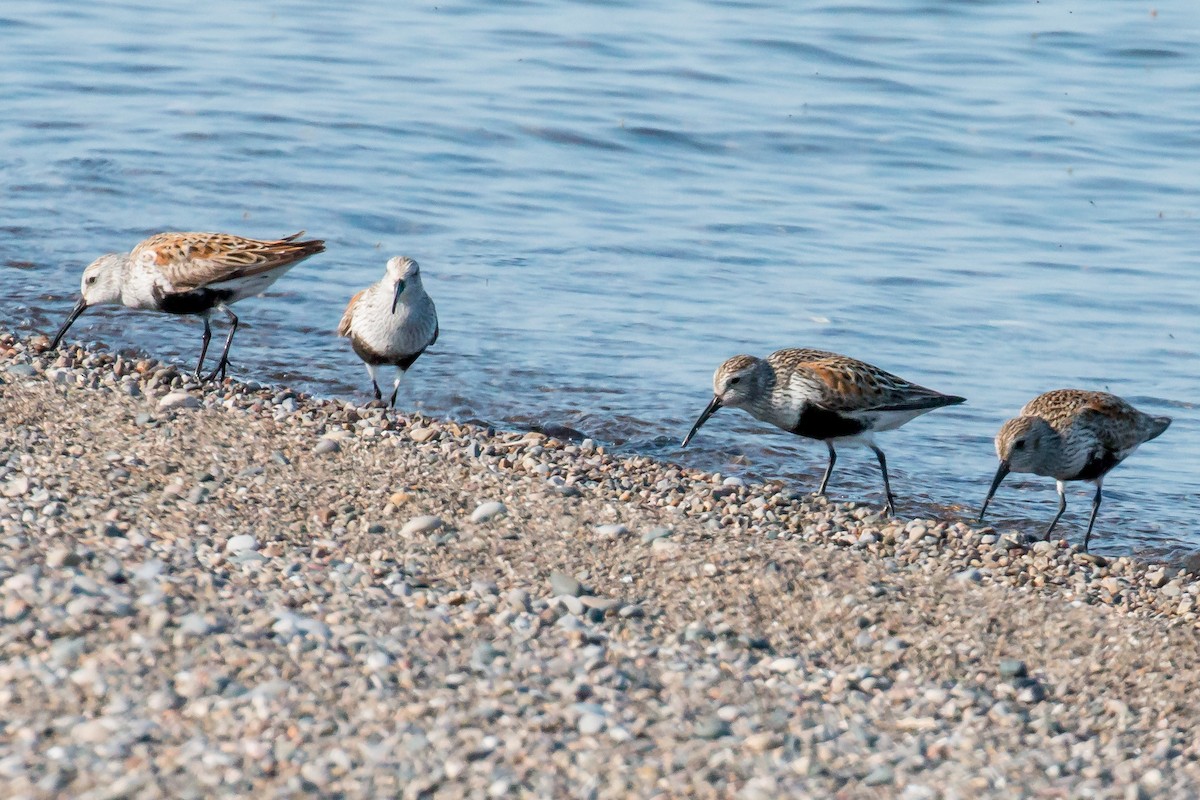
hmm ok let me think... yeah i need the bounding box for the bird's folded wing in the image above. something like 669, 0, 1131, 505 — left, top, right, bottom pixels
134, 231, 323, 292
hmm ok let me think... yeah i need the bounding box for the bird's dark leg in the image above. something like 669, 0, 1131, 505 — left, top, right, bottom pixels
817, 441, 837, 496
194, 316, 212, 379
388, 369, 405, 408
870, 445, 896, 517
205, 305, 238, 382
363, 364, 383, 403
1082, 483, 1103, 551
1044, 481, 1068, 541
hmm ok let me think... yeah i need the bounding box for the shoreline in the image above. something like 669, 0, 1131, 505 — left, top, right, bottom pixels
3, 331, 1200, 796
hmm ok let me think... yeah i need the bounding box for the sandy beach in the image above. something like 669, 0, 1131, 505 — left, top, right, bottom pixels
2, 331, 1200, 799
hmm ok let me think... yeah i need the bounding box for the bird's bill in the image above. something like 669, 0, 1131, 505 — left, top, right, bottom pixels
50, 298, 88, 350
978, 461, 1010, 522
681, 395, 722, 448
391, 279, 407, 314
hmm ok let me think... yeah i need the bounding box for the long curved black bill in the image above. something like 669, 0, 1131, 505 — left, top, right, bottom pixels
50, 298, 88, 350
978, 461, 1010, 522
391, 279, 406, 314
681, 395, 722, 448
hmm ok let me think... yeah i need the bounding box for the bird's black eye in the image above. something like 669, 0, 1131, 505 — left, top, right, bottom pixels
86, 276, 97, 285
729, 376, 741, 385
1014, 440, 1025, 450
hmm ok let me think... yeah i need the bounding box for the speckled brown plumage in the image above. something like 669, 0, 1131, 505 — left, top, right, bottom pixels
979, 388, 1171, 550
683, 347, 965, 516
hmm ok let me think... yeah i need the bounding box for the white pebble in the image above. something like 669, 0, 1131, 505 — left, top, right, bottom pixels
471, 501, 507, 523
401, 515, 443, 536
225, 534, 258, 554
157, 391, 201, 411
2, 475, 29, 498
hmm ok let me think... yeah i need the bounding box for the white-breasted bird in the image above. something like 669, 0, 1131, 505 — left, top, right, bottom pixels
50, 231, 325, 380
978, 389, 1170, 550
338, 256, 439, 407
681, 348, 965, 516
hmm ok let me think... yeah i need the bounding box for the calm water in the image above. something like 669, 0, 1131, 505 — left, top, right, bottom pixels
2, 1, 1198, 557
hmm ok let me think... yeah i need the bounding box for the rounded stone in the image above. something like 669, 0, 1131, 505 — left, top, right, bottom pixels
157, 391, 201, 411
313, 438, 340, 455
549, 571, 583, 597
400, 515, 443, 536
471, 501, 507, 523
225, 534, 258, 554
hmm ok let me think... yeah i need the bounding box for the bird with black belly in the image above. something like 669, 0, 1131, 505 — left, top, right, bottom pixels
682, 348, 965, 516
50, 231, 325, 380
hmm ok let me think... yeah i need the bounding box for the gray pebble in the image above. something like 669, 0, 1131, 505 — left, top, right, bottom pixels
313, 438, 340, 455
999, 659, 1028, 679
863, 765, 895, 786
694, 717, 732, 740
641, 527, 671, 544
618, 604, 645, 619
178, 613, 215, 637
579, 595, 622, 613
549, 570, 583, 597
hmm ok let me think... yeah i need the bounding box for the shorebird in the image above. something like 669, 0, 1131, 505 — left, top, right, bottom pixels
50, 231, 325, 380
338, 256, 438, 407
978, 389, 1170, 550
682, 348, 965, 515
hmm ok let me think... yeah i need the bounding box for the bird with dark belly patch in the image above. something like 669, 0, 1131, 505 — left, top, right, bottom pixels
682, 348, 965, 516
50, 231, 324, 380
978, 388, 1171, 550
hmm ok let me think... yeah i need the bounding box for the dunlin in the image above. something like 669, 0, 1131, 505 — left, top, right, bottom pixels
50, 231, 325, 380
978, 389, 1170, 550
338, 256, 438, 407
682, 348, 965, 515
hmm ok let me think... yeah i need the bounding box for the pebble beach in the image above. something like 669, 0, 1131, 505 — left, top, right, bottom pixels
3, 331, 1200, 799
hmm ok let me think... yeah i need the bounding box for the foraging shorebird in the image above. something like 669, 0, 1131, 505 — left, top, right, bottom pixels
681, 348, 965, 515
978, 389, 1170, 550
338, 256, 438, 407
50, 231, 324, 380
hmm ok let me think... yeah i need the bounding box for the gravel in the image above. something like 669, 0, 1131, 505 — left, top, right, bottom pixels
4, 331, 1200, 798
